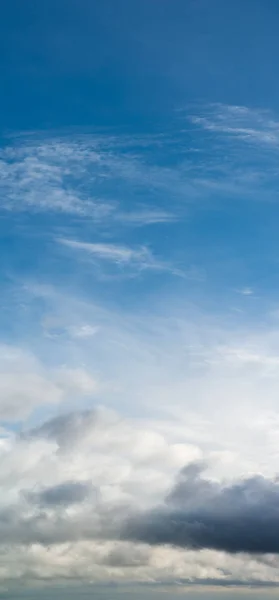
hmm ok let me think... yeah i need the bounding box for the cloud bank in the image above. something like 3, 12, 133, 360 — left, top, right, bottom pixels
123, 462, 279, 554
0, 406, 276, 587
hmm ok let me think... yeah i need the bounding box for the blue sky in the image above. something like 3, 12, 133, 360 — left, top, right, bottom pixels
2, 0, 279, 597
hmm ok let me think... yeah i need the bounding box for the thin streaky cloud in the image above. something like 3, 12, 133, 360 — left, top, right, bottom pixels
57, 238, 187, 278
1, 125, 278, 236
115, 209, 176, 226
0, 138, 184, 223
58, 239, 155, 265
236, 287, 254, 296
189, 104, 279, 146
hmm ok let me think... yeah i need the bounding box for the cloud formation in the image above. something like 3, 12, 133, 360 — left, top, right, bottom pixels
0, 137, 181, 223
190, 104, 279, 146
123, 462, 279, 554
58, 238, 184, 277
3, 111, 279, 590
0, 405, 277, 586
3, 106, 279, 234
3, 408, 279, 561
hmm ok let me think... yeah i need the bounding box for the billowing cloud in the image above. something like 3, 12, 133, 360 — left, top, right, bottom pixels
0, 407, 277, 586
123, 462, 279, 554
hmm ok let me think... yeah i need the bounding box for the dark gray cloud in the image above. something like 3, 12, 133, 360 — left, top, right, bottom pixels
3, 459, 279, 563
27, 481, 93, 507
121, 462, 279, 554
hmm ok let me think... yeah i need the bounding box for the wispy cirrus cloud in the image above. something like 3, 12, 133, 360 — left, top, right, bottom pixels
189, 103, 279, 146
4, 111, 278, 231
2, 113, 279, 246
0, 138, 180, 224
0, 143, 115, 218
115, 209, 175, 226
58, 238, 187, 278
59, 239, 154, 265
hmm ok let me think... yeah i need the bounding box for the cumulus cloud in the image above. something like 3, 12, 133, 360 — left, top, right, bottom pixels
0, 407, 277, 586
0, 408, 200, 547
5, 287, 279, 586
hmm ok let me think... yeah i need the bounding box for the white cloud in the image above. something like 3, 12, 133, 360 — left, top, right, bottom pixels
2, 285, 279, 585
0, 407, 276, 587
59, 239, 150, 264
0, 345, 99, 421
190, 104, 279, 146
116, 209, 176, 225
2, 106, 279, 588
2, 119, 272, 233
58, 238, 185, 277
0, 147, 114, 218
0, 542, 277, 589
0, 138, 182, 223
19, 283, 279, 481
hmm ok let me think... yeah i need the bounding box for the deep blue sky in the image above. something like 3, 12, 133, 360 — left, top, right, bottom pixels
1, 0, 279, 130
2, 0, 279, 317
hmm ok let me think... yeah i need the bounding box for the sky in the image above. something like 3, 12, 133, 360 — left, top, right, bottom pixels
3, 0, 279, 597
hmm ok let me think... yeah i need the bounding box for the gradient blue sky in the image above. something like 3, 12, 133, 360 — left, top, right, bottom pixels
1, 0, 279, 597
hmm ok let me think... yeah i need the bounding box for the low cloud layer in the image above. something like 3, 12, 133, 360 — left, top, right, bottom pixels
123, 462, 279, 554
0, 408, 277, 586
14, 415, 279, 556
